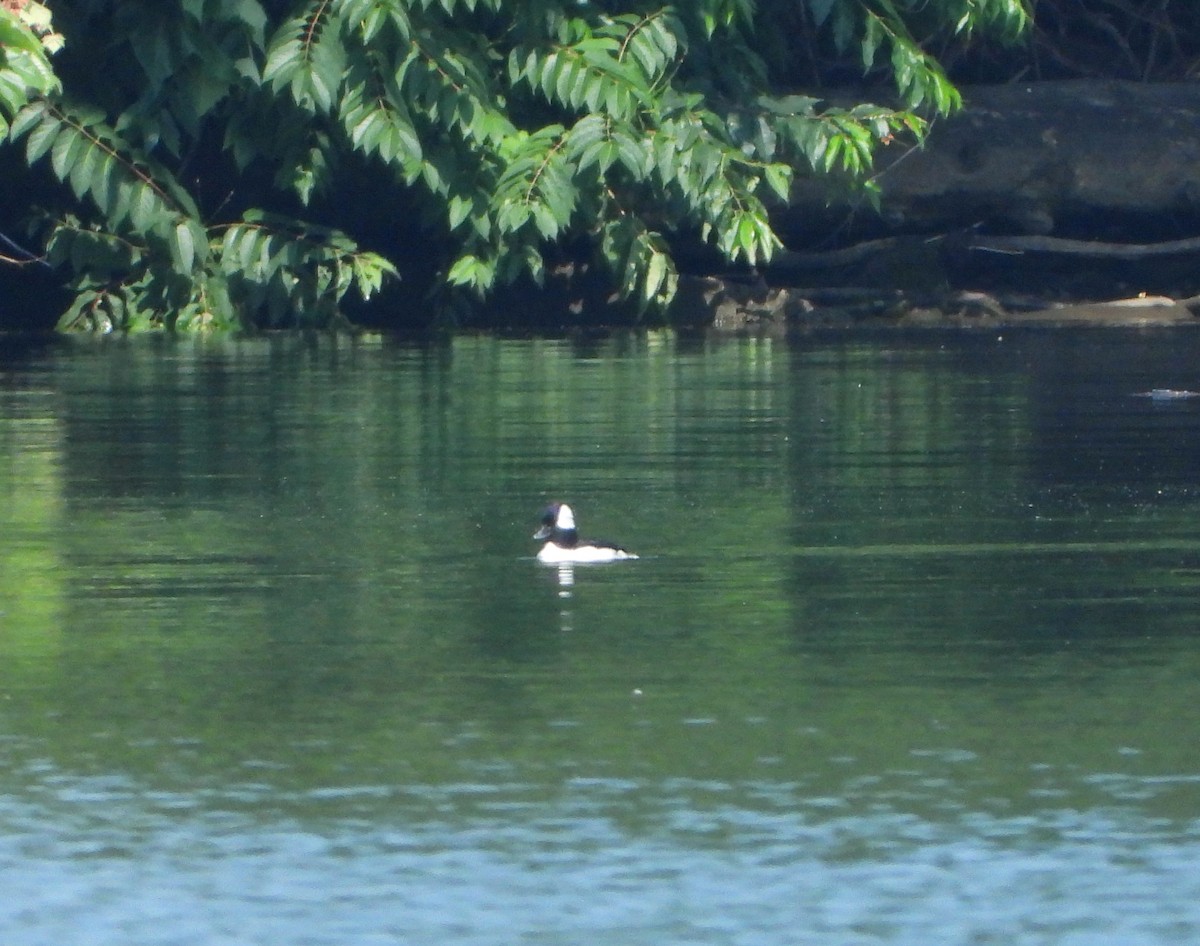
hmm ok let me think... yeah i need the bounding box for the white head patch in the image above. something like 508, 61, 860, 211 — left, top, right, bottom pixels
556, 503, 576, 530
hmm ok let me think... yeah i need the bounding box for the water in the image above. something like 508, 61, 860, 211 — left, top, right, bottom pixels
2, 328, 1200, 945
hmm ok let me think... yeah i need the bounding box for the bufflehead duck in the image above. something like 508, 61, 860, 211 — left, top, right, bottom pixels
533, 502, 638, 564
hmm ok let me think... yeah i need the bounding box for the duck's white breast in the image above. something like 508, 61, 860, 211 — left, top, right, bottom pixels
537, 543, 636, 564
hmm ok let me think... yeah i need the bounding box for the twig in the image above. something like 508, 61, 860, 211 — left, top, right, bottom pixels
0, 229, 50, 268
967, 233, 1200, 259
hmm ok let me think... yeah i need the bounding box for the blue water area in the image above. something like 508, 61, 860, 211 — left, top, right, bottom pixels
2, 327, 1200, 945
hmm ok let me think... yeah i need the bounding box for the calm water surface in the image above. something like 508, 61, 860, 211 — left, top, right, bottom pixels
2, 328, 1200, 945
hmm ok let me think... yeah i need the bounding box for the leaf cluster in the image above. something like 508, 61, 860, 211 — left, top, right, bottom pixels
0, 3, 61, 136
1, 0, 1029, 331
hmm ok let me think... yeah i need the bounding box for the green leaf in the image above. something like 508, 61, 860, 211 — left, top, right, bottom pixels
67, 136, 102, 198
763, 163, 792, 202
447, 253, 481, 285
448, 194, 473, 230
49, 123, 84, 179
172, 219, 196, 273
643, 249, 667, 302
807, 0, 839, 26
24, 111, 60, 163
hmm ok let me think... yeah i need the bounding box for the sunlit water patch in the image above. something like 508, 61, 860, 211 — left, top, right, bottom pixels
3, 764, 1200, 946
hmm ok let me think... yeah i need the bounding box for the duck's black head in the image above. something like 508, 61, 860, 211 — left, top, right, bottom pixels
533, 502, 578, 548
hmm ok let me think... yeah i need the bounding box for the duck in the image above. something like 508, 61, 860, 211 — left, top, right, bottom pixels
533, 502, 638, 564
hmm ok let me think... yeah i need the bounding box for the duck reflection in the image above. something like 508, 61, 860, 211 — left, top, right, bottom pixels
555, 562, 575, 597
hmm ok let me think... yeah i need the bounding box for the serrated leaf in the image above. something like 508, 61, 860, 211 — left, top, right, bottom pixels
8, 101, 46, 140
263, 38, 300, 86
614, 132, 647, 178
49, 125, 84, 180
67, 137, 101, 198
24, 113, 59, 163
555, 59, 579, 107
129, 182, 164, 231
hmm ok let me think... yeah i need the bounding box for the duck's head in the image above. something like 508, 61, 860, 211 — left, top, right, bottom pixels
533, 502, 578, 547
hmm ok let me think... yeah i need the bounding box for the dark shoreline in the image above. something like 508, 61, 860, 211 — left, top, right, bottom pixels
669, 275, 1200, 335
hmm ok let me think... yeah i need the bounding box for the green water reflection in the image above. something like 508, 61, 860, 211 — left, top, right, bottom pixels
2, 329, 1200, 943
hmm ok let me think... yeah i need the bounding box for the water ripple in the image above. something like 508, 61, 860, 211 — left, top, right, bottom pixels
2, 778, 1199, 946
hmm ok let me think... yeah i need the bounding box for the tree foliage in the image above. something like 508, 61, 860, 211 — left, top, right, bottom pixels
0, 0, 1030, 332
0, 2, 60, 135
